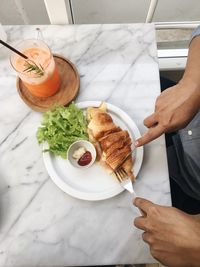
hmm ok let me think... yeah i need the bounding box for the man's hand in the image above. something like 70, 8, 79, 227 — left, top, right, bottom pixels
135, 81, 200, 147
133, 198, 200, 267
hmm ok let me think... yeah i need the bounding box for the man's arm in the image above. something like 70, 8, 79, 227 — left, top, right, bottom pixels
133, 198, 200, 267
193, 214, 200, 222
183, 35, 200, 87
135, 34, 200, 147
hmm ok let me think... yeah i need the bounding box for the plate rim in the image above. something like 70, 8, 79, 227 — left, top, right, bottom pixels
43, 101, 143, 201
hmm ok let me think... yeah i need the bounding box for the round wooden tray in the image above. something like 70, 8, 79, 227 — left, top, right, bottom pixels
17, 54, 80, 112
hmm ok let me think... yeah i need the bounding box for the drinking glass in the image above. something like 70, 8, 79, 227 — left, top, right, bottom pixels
10, 39, 61, 98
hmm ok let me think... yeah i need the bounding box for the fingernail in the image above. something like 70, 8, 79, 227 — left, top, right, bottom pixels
135, 141, 139, 147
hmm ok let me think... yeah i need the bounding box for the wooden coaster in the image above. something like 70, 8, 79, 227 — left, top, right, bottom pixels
17, 54, 80, 112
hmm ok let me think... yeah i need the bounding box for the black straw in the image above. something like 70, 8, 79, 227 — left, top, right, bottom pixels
0, 39, 28, 59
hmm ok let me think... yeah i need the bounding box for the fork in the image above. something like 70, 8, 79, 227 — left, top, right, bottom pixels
114, 167, 137, 197
115, 167, 145, 215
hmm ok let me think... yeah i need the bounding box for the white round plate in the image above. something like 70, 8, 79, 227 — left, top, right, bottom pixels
43, 101, 143, 201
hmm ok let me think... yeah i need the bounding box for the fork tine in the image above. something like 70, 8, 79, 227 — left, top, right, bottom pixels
115, 170, 122, 182
119, 168, 127, 179
118, 169, 125, 179
114, 167, 136, 194
120, 168, 127, 178
114, 167, 127, 182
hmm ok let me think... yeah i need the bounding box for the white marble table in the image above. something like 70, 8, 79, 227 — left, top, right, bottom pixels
0, 24, 171, 266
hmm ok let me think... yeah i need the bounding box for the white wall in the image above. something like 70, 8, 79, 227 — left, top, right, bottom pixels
70, 0, 200, 24
154, 0, 200, 22
71, 0, 150, 23
70, 0, 150, 24
0, 0, 49, 24
0, 0, 200, 25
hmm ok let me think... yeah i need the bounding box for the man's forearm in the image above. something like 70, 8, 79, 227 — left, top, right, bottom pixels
182, 35, 200, 94
192, 214, 200, 223
179, 35, 200, 109
135, 30, 200, 146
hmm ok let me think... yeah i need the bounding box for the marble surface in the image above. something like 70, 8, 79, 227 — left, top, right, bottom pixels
0, 24, 171, 266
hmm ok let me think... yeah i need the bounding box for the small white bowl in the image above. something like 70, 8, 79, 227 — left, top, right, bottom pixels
67, 140, 96, 169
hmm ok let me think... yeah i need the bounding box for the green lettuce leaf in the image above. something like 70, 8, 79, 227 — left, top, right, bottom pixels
37, 104, 88, 158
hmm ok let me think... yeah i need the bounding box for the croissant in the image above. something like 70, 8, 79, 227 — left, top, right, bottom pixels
87, 103, 135, 180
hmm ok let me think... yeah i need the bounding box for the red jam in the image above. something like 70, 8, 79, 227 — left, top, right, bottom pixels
78, 151, 92, 166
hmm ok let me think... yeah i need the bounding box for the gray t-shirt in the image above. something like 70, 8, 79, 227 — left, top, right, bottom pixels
168, 26, 200, 200
169, 112, 200, 200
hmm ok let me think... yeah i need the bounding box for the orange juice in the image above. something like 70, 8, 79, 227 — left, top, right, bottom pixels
10, 39, 61, 98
